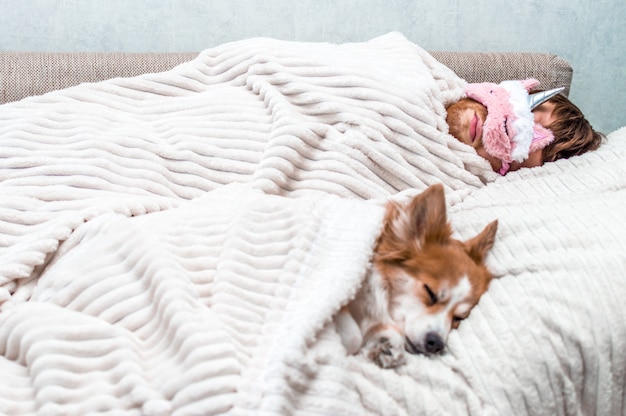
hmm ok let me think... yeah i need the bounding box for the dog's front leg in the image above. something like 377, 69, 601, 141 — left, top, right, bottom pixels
363, 324, 406, 368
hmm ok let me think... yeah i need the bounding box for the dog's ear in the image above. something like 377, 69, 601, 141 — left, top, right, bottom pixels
407, 183, 452, 245
377, 184, 452, 262
463, 220, 498, 264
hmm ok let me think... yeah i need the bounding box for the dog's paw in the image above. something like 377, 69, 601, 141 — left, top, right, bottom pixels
364, 328, 406, 369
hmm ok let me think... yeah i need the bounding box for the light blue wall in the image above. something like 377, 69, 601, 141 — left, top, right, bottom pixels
0, 0, 623, 133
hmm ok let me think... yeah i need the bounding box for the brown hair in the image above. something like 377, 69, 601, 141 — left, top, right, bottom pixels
541, 93, 604, 163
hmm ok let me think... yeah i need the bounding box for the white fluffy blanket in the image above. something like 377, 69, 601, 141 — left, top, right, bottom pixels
1, 33, 625, 415
0, 32, 494, 293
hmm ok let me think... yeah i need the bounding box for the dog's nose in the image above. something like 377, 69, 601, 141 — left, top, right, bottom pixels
424, 332, 444, 354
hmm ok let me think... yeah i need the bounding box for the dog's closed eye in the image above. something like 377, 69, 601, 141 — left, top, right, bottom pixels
452, 313, 471, 329
424, 284, 438, 305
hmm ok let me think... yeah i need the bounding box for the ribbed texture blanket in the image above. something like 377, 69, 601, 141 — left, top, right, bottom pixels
6, 184, 386, 415
1, 32, 625, 415
0, 32, 494, 298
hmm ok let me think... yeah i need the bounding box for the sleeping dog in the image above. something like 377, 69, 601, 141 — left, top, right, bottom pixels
335, 184, 498, 368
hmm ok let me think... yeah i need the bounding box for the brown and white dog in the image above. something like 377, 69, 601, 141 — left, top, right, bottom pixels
335, 184, 498, 368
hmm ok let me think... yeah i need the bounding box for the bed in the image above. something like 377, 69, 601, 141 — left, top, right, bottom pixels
0, 32, 624, 415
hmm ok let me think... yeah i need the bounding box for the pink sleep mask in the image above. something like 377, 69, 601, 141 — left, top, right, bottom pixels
465, 79, 563, 175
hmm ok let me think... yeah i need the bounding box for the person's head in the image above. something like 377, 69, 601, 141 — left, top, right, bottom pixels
536, 93, 603, 163
446, 90, 603, 173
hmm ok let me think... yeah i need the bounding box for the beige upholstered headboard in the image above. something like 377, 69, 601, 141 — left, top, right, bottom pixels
430, 51, 572, 95
0, 51, 572, 104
